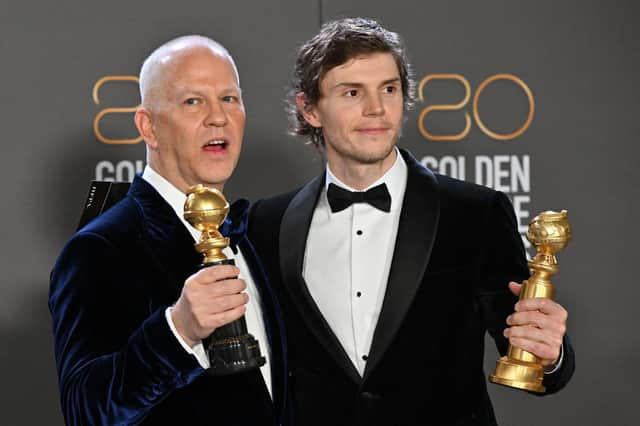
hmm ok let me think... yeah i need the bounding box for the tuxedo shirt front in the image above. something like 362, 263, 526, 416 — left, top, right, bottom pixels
303, 149, 407, 375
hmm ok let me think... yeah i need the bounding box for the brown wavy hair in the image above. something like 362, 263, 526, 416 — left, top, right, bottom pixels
287, 17, 416, 150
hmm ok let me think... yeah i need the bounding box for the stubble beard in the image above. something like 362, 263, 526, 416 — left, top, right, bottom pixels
329, 131, 399, 166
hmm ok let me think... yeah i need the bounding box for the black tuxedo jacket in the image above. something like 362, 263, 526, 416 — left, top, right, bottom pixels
49, 176, 289, 426
248, 148, 575, 426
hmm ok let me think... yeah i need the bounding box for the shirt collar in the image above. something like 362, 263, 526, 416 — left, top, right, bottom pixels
324, 147, 407, 212
141, 165, 200, 241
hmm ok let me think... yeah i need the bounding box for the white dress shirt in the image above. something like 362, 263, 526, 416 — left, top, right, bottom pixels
303, 149, 407, 376
141, 166, 272, 396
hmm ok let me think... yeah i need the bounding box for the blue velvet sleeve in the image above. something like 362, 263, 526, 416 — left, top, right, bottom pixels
49, 232, 205, 425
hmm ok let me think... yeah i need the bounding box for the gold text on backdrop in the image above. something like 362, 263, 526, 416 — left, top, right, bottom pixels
92, 75, 142, 145
418, 73, 534, 141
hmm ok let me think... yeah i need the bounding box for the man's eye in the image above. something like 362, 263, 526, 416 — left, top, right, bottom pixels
345, 89, 358, 97
222, 95, 237, 103
184, 98, 201, 105
383, 86, 397, 94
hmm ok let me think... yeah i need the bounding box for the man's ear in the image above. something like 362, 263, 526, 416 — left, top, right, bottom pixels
134, 108, 158, 149
296, 92, 322, 128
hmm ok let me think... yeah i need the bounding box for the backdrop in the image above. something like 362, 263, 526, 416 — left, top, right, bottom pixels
1, 1, 638, 424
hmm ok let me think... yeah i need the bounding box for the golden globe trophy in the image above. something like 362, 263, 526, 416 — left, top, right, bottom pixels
184, 184, 266, 376
489, 210, 571, 392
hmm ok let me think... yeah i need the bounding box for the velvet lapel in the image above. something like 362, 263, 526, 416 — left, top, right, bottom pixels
128, 176, 201, 294
362, 148, 441, 381
279, 174, 362, 383
238, 236, 288, 421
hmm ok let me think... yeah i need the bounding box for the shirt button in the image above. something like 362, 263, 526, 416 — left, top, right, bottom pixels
356, 291, 362, 297
356, 230, 363, 235
362, 355, 368, 361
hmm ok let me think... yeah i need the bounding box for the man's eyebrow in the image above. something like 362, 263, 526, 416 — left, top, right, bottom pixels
329, 81, 364, 91
381, 77, 401, 85
176, 88, 206, 97
220, 86, 242, 96
329, 77, 401, 91
173, 85, 242, 97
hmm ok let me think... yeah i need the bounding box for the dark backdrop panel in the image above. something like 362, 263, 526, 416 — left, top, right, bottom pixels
0, 0, 638, 424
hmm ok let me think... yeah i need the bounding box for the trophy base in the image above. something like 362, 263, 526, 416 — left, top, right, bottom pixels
489, 356, 545, 393
200, 258, 266, 376
208, 333, 266, 376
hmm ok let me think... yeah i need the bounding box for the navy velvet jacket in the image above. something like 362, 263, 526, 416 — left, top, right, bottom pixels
49, 176, 288, 425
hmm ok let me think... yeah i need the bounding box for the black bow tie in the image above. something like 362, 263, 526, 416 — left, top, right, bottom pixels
326, 182, 391, 213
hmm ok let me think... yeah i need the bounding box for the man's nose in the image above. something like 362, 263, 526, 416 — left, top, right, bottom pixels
363, 92, 385, 116
205, 101, 228, 126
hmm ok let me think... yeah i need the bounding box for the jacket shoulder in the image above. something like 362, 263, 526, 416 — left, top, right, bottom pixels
70, 195, 143, 249
249, 188, 301, 231
247, 187, 306, 259
427, 172, 514, 243
433, 172, 500, 206
403, 146, 501, 207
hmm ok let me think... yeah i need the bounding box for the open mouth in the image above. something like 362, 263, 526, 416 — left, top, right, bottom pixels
202, 139, 228, 153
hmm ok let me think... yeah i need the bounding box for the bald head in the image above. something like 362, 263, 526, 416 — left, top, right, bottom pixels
139, 35, 239, 110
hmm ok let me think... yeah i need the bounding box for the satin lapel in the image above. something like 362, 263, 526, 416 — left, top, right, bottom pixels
279, 174, 362, 383
128, 176, 201, 297
363, 149, 441, 381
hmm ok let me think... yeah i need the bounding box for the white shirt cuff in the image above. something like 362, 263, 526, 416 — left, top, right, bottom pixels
165, 306, 210, 369
543, 342, 564, 374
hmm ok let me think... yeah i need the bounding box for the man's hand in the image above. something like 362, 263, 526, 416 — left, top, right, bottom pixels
171, 264, 248, 348
504, 281, 568, 366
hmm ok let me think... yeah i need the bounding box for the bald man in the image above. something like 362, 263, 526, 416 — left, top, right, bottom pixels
49, 36, 289, 426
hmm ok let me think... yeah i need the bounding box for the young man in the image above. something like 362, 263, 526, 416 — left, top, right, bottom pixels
249, 18, 574, 426
49, 36, 287, 425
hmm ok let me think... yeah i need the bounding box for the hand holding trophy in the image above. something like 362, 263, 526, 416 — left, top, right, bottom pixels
489, 210, 571, 392
184, 184, 266, 376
